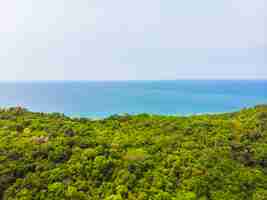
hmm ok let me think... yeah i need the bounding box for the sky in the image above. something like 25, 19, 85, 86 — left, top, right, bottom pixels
0, 0, 266, 81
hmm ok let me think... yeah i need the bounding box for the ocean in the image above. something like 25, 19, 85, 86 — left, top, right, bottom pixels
0, 80, 266, 118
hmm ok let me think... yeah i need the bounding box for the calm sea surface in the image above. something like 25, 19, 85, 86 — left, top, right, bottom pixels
0, 80, 266, 117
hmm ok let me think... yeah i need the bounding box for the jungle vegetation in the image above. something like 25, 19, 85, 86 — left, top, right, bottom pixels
0, 105, 267, 200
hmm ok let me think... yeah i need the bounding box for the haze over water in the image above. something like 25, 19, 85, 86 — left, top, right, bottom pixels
0, 80, 266, 118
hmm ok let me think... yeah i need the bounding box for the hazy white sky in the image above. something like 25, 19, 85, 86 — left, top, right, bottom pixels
0, 0, 266, 80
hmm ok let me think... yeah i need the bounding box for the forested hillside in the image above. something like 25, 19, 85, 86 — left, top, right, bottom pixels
0, 105, 267, 200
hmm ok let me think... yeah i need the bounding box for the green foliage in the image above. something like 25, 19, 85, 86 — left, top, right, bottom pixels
0, 105, 267, 199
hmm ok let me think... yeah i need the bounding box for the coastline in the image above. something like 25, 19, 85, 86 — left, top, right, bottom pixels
0, 104, 263, 120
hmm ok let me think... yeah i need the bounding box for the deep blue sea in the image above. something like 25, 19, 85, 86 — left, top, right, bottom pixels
0, 80, 266, 118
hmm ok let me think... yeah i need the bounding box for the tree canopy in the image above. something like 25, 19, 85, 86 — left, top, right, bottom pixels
0, 105, 267, 199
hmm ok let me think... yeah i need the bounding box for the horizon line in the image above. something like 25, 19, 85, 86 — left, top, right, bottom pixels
1, 78, 267, 82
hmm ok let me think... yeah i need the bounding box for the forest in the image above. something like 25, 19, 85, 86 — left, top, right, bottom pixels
0, 105, 267, 200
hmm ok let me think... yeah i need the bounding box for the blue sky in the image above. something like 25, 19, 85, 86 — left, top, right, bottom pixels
0, 0, 266, 80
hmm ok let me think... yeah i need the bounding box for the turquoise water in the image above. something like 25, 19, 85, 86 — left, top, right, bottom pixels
0, 80, 266, 117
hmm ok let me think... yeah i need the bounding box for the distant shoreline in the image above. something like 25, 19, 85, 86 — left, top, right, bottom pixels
0, 105, 261, 120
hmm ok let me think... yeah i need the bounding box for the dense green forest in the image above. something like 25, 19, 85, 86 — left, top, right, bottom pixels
0, 105, 267, 200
